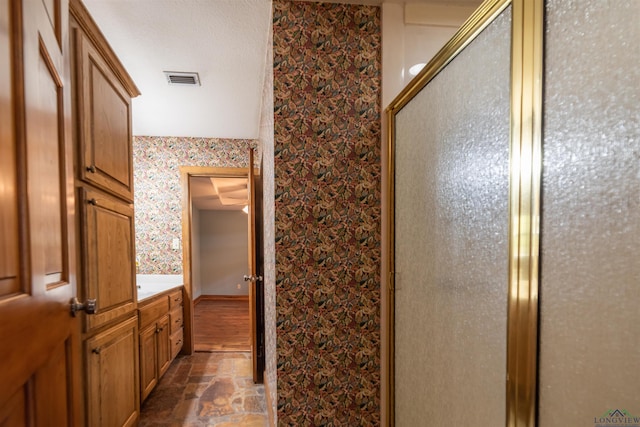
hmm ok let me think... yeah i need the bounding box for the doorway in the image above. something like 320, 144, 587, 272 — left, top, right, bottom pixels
179, 165, 265, 384
190, 175, 250, 352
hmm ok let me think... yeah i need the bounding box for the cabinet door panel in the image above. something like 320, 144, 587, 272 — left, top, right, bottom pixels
76, 32, 133, 201
139, 324, 158, 402
86, 316, 139, 427
81, 187, 136, 331
156, 315, 171, 378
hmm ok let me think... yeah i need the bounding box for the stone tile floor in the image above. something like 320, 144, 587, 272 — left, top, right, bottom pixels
139, 352, 268, 427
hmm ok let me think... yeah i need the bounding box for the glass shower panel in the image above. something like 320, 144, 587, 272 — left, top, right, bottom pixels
538, 1, 640, 425
393, 6, 511, 426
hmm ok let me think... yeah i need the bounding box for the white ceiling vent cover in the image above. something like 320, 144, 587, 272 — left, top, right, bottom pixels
164, 71, 201, 86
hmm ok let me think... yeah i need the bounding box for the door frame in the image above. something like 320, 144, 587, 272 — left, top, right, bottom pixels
178, 166, 256, 356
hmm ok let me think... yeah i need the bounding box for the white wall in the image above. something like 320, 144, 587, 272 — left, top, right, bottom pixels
191, 207, 202, 300
198, 210, 249, 296
382, 1, 479, 109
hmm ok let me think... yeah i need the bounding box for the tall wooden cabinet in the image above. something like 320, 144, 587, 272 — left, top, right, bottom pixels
69, 0, 141, 425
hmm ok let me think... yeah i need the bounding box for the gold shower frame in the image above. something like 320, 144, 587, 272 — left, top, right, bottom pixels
385, 0, 543, 425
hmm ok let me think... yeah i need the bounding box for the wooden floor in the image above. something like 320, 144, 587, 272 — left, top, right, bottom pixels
194, 297, 251, 352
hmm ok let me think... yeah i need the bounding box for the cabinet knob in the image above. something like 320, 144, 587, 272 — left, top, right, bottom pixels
92, 347, 101, 355
86, 165, 96, 173
87, 198, 97, 206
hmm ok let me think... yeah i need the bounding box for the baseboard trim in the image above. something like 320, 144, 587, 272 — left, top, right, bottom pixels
194, 295, 249, 305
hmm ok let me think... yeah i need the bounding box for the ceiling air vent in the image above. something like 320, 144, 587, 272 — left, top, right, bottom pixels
164, 71, 200, 86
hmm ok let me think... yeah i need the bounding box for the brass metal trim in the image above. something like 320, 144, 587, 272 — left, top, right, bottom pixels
506, 1, 543, 426
386, 106, 396, 426
386, 0, 511, 116
386, 1, 515, 425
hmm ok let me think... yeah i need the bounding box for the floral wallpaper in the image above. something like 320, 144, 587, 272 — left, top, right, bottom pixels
273, 1, 382, 425
133, 136, 257, 274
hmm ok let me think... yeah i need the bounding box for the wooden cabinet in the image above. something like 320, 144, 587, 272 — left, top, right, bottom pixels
138, 289, 184, 402
169, 289, 185, 359
80, 187, 136, 332
69, 1, 141, 426
86, 316, 139, 427
72, 5, 137, 202
170, 306, 184, 359
139, 314, 170, 402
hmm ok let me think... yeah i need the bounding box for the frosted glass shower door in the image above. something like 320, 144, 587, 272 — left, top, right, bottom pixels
537, 1, 640, 425
392, 6, 512, 426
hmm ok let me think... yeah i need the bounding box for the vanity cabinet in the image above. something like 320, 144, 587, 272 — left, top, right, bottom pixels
86, 316, 139, 427
169, 289, 185, 359
139, 288, 184, 402
139, 313, 170, 401
69, 0, 141, 425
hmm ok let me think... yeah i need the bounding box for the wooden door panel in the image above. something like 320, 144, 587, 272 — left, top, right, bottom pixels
82, 187, 136, 331
0, 0, 81, 424
86, 316, 139, 427
0, 312, 78, 426
157, 315, 171, 378
246, 148, 264, 383
92, 62, 129, 184
77, 33, 133, 201
33, 340, 72, 425
0, 0, 19, 297
0, 388, 26, 427
139, 325, 158, 402
29, 42, 66, 285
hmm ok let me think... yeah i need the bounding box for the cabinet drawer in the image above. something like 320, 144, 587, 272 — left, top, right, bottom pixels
169, 306, 183, 335
138, 297, 169, 330
170, 328, 183, 360
168, 289, 183, 309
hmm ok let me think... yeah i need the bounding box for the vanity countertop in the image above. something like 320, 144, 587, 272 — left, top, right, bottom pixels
136, 274, 184, 301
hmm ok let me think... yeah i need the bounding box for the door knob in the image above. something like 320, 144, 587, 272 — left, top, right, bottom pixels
243, 275, 263, 282
70, 297, 97, 317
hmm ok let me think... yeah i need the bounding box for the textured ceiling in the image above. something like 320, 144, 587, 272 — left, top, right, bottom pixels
83, 0, 480, 140
83, 0, 272, 139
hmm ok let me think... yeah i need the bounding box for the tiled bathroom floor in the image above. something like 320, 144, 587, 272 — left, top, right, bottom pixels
139, 352, 268, 427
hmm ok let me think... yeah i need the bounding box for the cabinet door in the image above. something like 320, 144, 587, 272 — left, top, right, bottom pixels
81, 187, 136, 332
139, 324, 158, 402
156, 314, 171, 378
86, 316, 139, 427
75, 29, 133, 202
